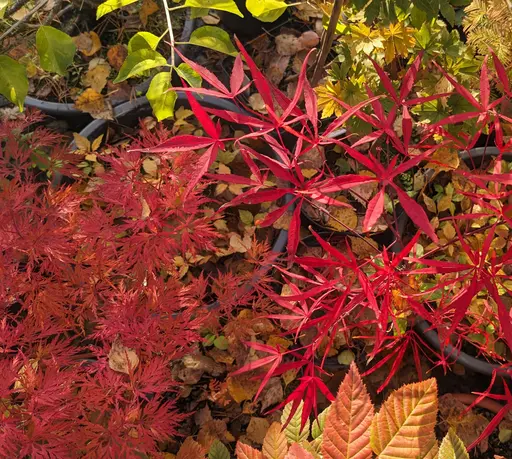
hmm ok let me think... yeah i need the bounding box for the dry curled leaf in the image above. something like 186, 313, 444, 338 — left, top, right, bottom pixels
108, 338, 139, 374
83, 58, 111, 93
74, 31, 102, 57
426, 147, 460, 172
140, 0, 159, 26
266, 55, 290, 86
248, 93, 267, 114
75, 89, 113, 120
107, 44, 128, 71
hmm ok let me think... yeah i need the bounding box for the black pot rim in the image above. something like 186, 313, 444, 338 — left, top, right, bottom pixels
414, 147, 512, 379
23, 15, 195, 118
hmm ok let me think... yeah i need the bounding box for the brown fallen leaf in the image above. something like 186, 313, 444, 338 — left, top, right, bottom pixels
107, 44, 128, 71
259, 377, 284, 412
227, 374, 260, 404
108, 338, 139, 374
74, 32, 102, 57
298, 31, 320, 49
247, 417, 271, 445
248, 93, 267, 114
139, 0, 159, 26
275, 34, 304, 56
266, 55, 290, 86
75, 89, 113, 120
106, 81, 132, 104
83, 58, 111, 93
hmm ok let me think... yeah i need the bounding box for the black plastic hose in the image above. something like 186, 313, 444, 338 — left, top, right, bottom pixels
22, 15, 196, 118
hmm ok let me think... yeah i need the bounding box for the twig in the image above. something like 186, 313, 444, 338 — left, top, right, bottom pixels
0, 0, 48, 41
311, 0, 345, 87
161, 0, 175, 67
43, 0, 63, 25
5, 0, 31, 16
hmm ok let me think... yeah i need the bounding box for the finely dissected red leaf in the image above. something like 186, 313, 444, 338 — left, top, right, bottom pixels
230, 53, 245, 95
480, 56, 490, 109
262, 422, 288, 459
322, 362, 374, 459
370, 378, 438, 458
236, 441, 264, 459
492, 51, 510, 95
284, 443, 315, 459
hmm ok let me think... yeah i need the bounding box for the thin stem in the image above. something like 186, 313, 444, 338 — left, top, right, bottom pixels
162, 0, 175, 67
0, 0, 48, 41
311, 0, 345, 87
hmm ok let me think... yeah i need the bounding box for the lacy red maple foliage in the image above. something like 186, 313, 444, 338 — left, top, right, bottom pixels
139, 43, 512, 442
0, 113, 233, 457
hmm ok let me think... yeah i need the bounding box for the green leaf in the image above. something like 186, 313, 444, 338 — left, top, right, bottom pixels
36, 26, 76, 76
147, 72, 177, 121
364, 0, 381, 23
184, 0, 242, 17
412, 0, 439, 17
438, 430, 469, 459
0, 55, 28, 111
213, 335, 229, 350
114, 49, 167, 83
176, 63, 202, 88
281, 401, 310, 444
439, 0, 455, 26
190, 7, 209, 18
238, 210, 253, 226
246, 0, 287, 22
208, 440, 230, 459
189, 26, 237, 57
414, 22, 432, 49
128, 32, 161, 53
96, 0, 138, 19
311, 407, 330, 439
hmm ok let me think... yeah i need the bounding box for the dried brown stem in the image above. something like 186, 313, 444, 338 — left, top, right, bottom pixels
311, 0, 345, 87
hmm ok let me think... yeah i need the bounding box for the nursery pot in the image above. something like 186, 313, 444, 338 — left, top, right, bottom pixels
20, 16, 195, 123
415, 146, 512, 379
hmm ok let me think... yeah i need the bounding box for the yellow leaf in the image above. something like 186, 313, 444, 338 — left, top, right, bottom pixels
91, 134, 104, 152
426, 147, 460, 172
217, 163, 231, 174
322, 362, 373, 459
75, 89, 113, 120
370, 378, 438, 458
438, 195, 452, 213
73, 133, 91, 152
301, 168, 318, 179
83, 58, 111, 93
282, 368, 298, 386
423, 193, 437, 213
443, 222, 456, 240
262, 422, 288, 459
227, 374, 259, 403
215, 183, 228, 195
380, 22, 415, 63
177, 437, 206, 459
326, 207, 358, 232
438, 429, 470, 459
108, 338, 139, 374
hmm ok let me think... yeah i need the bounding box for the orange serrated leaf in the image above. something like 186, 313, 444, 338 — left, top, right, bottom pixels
321, 362, 374, 459
235, 441, 264, 459
176, 436, 206, 459
370, 378, 438, 459
284, 443, 316, 459
262, 422, 288, 459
